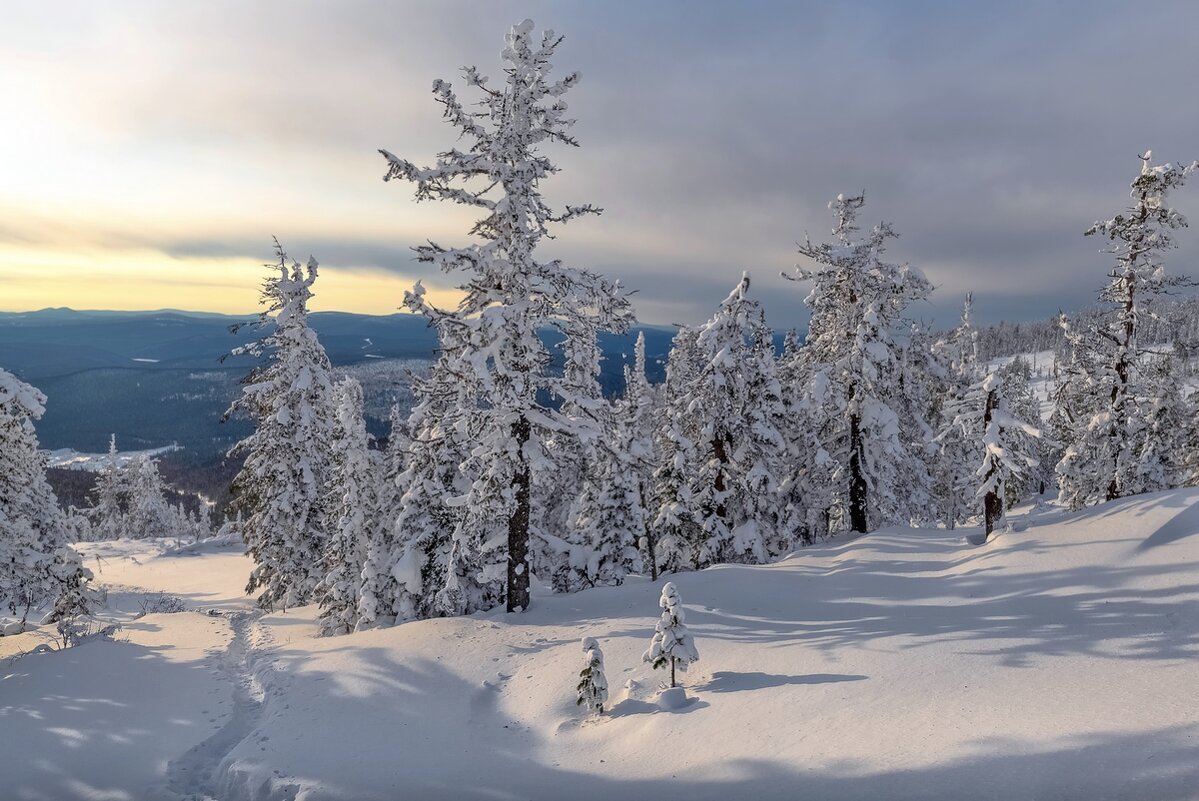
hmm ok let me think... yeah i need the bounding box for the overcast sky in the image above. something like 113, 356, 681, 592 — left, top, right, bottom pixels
2, 0, 1197, 328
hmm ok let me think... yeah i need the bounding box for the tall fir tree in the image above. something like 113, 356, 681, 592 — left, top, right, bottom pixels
317, 378, 377, 636
650, 326, 702, 575
934, 296, 983, 529
379, 19, 633, 613
359, 337, 473, 625
225, 243, 338, 611
786, 193, 934, 533
1057, 152, 1197, 506
0, 368, 91, 627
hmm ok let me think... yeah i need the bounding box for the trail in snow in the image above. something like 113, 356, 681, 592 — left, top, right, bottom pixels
164, 610, 267, 801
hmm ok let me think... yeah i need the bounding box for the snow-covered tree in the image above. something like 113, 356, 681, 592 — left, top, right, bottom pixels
124, 455, 178, 539
359, 338, 474, 626
643, 581, 699, 688
566, 401, 645, 589
225, 242, 337, 611
736, 318, 788, 558
786, 193, 934, 532
778, 331, 837, 544
934, 296, 983, 529
379, 19, 633, 613
1136, 355, 1190, 493
1059, 152, 1197, 506
89, 435, 126, 539
0, 368, 91, 627
575, 636, 609, 715
650, 326, 703, 575
948, 373, 1041, 536
668, 273, 783, 567
317, 378, 377, 636
894, 321, 943, 526
623, 332, 659, 576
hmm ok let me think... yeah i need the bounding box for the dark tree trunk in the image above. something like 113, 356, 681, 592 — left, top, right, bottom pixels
507, 415, 531, 613
1108, 272, 1136, 502
670, 656, 677, 688
712, 432, 731, 521
982, 387, 1002, 537
848, 413, 868, 534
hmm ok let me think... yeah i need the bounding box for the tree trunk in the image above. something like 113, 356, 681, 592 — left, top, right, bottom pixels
1108, 272, 1136, 502
670, 656, 677, 688
507, 415, 531, 613
848, 413, 868, 533
982, 388, 1001, 538
712, 432, 730, 521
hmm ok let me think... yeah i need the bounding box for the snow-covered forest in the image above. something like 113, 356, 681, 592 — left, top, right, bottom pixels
5, 13, 1199, 801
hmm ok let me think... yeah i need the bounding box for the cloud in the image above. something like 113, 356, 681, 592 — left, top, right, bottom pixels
1, 1, 1198, 327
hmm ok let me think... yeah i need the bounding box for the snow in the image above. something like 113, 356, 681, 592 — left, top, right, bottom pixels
6, 491, 1199, 798
46, 445, 183, 472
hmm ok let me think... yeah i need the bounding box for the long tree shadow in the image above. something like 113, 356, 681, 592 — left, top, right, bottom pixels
698, 671, 867, 692
1136, 499, 1199, 552
1, 621, 235, 800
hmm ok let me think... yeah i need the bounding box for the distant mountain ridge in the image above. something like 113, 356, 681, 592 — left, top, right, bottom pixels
0, 308, 679, 458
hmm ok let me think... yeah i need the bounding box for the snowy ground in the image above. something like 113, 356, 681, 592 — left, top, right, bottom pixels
5, 492, 1199, 800
45, 444, 183, 471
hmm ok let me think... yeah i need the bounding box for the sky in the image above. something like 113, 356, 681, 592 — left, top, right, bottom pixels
1, 0, 1198, 329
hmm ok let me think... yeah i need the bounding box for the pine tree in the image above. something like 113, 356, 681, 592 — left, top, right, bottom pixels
225, 242, 337, 611
949, 372, 1041, 536
568, 398, 645, 588
576, 636, 609, 715
1137, 355, 1189, 493
934, 296, 983, 529
623, 332, 658, 577
380, 19, 633, 613
0, 368, 91, 627
736, 319, 788, 558
1060, 152, 1198, 506
650, 326, 702, 575
124, 455, 178, 539
683, 273, 780, 566
317, 378, 377, 636
89, 434, 127, 539
359, 340, 473, 626
642, 581, 699, 688
778, 331, 836, 544
786, 193, 934, 533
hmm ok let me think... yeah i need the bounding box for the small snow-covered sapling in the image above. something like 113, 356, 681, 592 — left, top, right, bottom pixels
576, 637, 609, 715
642, 582, 699, 688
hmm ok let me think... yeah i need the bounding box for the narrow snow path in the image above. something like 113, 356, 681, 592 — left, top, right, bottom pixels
164, 610, 268, 801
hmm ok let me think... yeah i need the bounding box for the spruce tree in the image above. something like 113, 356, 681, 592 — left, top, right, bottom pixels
225, 242, 337, 611
786, 193, 934, 533
1059, 152, 1197, 506
359, 340, 472, 625
379, 19, 633, 613
576, 636, 609, 715
89, 435, 126, 539
650, 326, 702, 575
642, 581, 699, 688
948, 372, 1041, 536
317, 378, 376, 636
0, 368, 91, 627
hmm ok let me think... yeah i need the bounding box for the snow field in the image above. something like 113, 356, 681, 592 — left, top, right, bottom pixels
6, 489, 1199, 799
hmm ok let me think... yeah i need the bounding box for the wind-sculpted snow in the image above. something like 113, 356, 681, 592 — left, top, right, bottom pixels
6, 490, 1199, 798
